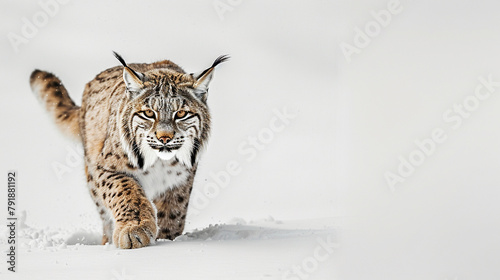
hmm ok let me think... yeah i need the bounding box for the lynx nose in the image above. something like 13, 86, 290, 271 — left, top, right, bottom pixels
156, 131, 174, 144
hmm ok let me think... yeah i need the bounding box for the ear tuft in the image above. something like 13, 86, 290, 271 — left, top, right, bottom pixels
191, 55, 229, 101
113, 51, 145, 93
113, 51, 128, 67
211, 55, 230, 68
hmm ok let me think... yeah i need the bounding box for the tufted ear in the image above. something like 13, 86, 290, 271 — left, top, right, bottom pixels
191, 55, 229, 102
113, 51, 145, 95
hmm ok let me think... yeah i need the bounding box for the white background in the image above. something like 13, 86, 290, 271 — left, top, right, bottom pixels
1, 0, 500, 279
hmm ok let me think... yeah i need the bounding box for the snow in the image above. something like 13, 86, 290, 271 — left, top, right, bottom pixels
1, 215, 339, 279
2, 0, 500, 279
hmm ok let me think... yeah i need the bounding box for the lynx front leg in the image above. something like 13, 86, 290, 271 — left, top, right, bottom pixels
94, 169, 157, 249
154, 181, 193, 240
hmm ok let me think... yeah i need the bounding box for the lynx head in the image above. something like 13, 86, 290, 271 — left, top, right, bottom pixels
114, 52, 228, 170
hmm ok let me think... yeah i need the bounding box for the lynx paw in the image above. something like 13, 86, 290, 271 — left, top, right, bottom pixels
113, 220, 157, 249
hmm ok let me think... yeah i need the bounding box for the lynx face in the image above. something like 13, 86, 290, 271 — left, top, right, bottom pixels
117, 67, 212, 170
127, 85, 208, 169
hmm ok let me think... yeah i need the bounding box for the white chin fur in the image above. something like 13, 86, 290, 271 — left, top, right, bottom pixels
140, 136, 195, 168
156, 150, 177, 161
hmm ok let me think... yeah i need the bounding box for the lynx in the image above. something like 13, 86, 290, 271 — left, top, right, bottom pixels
30, 52, 228, 249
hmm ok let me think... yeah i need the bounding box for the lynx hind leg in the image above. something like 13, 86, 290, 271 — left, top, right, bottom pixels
85, 166, 113, 245
96, 200, 113, 245
154, 183, 193, 240
87, 179, 113, 245
97, 202, 113, 245
101, 217, 113, 245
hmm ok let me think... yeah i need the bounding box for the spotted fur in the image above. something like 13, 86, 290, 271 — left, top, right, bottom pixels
30, 53, 228, 249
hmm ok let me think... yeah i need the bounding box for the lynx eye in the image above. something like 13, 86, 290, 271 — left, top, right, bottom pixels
175, 110, 187, 119
142, 109, 155, 118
